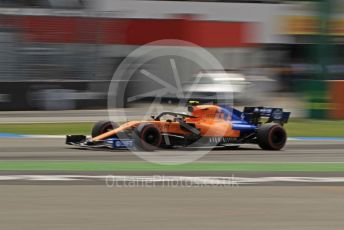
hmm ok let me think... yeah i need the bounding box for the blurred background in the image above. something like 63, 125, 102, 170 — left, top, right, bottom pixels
0, 0, 343, 119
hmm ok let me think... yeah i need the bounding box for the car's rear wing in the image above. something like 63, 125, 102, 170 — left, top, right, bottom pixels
243, 107, 290, 125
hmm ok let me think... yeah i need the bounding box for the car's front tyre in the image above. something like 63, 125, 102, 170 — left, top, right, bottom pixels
92, 120, 119, 138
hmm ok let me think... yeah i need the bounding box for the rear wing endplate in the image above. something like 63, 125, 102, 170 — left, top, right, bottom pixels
243, 107, 290, 125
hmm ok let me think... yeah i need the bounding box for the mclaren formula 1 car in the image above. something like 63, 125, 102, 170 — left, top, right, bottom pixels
66, 103, 290, 151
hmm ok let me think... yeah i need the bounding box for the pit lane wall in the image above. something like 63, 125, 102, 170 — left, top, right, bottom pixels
0, 1, 275, 111
330, 80, 344, 119
299, 80, 344, 119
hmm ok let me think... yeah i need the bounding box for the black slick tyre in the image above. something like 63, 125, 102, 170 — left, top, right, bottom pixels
91, 120, 119, 138
133, 123, 162, 151
257, 123, 287, 150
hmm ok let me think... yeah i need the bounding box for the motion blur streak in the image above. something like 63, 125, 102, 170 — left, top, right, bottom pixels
0, 0, 342, 119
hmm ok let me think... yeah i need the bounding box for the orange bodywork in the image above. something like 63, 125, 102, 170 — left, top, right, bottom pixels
93, 104, 240, 141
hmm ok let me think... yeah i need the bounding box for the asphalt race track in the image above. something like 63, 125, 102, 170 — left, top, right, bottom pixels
1, 137, 344, 185
1, 185, 344, 230
1, 137, 344, 229
0, 138, 343, 162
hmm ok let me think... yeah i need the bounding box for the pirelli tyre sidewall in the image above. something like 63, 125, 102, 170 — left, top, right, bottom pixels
134, 123, 162, 151
92, 120, 119, 138
257, 123, 287, 150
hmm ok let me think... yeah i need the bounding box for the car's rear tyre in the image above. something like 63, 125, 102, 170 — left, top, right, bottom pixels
92, 120, 119, 138
257, 123, 287, 150
134, 123, 162, 151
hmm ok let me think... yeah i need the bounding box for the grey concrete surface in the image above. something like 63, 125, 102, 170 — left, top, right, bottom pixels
0, 185, 343, 230
0, 138, 343, 163
0, 109, 143, 123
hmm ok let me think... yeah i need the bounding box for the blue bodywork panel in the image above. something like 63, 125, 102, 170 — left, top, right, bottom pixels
219, 105, 257, 132
105, 138, 134, 149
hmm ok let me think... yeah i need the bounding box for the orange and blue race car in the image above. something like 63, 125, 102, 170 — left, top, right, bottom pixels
66, 103, 290, 151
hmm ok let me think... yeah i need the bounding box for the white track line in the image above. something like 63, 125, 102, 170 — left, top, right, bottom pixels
1, 175, 344, 184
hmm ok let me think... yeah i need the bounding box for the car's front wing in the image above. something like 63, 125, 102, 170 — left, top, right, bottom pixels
66, 135, 134, 149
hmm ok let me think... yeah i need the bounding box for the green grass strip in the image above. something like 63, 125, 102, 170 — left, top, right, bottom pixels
286, 119, 344, 138
0, 123, 93, 135
0, 162, 344, 172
